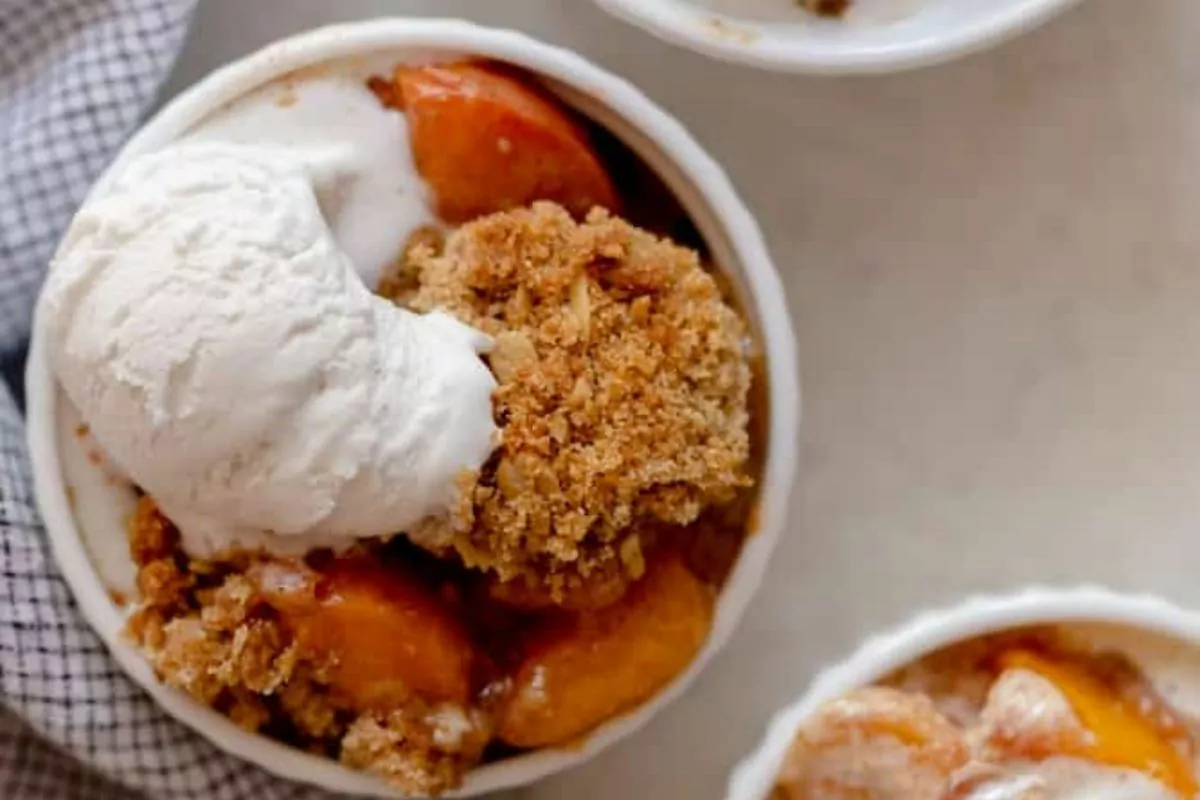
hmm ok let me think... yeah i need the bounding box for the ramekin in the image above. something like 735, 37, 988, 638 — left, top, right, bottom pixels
594, 0, 1087, 74
25, 18, 800, 798
726, 587, 1200, 799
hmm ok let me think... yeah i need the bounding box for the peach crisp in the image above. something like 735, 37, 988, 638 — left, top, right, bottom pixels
118, 60, 762, 795
773, 627, 1200, 800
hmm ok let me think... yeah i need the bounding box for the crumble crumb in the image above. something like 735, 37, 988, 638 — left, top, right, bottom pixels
135, 558, 191, 611
151, 616, 237, 704
403, 202, 752, 599
342, 705, 491, 796
228, 688, 272, 732
378, 224, 444, 307
124, 501, 486, 795
129, 495, 178, 564
279, 670, 341, 739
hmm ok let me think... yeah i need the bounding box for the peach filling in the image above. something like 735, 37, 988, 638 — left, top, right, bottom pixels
998, 649, 1197, 795
382, 61, 618, 223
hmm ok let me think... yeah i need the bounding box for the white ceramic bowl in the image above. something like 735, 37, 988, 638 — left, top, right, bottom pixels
726, 587, 1200, 799
595, 0, 1087, 74
25, 18, 800, 799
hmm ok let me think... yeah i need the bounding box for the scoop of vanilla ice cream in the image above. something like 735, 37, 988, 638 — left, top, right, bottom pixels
41, 142, 497, 556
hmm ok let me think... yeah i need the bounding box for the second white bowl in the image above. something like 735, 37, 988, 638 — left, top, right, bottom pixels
727, 587, 1200, 799
595, 0, 1087, 74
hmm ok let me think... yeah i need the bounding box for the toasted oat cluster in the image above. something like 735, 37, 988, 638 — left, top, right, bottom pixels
402, 202, 752, 601
125, 499, 490, 796
125, 492, 727, 794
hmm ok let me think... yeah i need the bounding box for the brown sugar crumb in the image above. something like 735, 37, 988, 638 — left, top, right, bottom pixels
377, 224, 445, 304
279, 670, 341, 739
123, 499, 484, 795
408, 202, 752, 597
367, 74, 405, 111
227, 688, 272, 732
803, 0, 850, 16
129, 495, 179, 565
150, 616, 236, 704
136, 558, 192, 611
342, 705, 491, 797
197, 573, 259, 631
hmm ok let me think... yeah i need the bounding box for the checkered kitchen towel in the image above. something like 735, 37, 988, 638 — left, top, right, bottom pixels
0, 2, 331, 798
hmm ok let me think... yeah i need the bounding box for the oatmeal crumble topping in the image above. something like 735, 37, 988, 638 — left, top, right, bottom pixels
125, 499, 487, 795
342, 706, 491, 794
397, 202, 752, 599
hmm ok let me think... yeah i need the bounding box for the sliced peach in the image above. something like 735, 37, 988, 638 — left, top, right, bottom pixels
495, 553, 713, 748
775, 687, 969, 800
485, 565, 631, 613
254, 557, 474, 710
394, 61, 619, 223
997, 649, 1197, 795
802, 687, 965, 752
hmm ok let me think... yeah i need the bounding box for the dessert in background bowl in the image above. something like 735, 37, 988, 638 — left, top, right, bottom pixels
728, 589, 1200, 800
593, 0, 1087, 74
26, 19, 799, 798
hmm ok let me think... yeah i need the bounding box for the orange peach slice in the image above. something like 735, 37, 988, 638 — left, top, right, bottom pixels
802, 687, 966, 752
495, 553, 713, 748
394, 62, 619, 223
255, 557, 474, 710
775, 687, 969, 800
998, 649, 1197, 795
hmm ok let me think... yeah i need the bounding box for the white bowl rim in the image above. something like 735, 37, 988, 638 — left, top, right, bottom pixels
593, 0, 1088, 74
25, 17, 801, 799
725, 586, 1200, 800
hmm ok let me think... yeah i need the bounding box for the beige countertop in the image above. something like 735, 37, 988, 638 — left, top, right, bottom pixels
168, 1, 1200, 797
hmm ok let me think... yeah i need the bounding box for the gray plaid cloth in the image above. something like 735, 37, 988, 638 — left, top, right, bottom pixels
0, 2, 330, 798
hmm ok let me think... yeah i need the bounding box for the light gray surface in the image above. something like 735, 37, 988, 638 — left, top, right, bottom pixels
167, 1, 1200, 798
